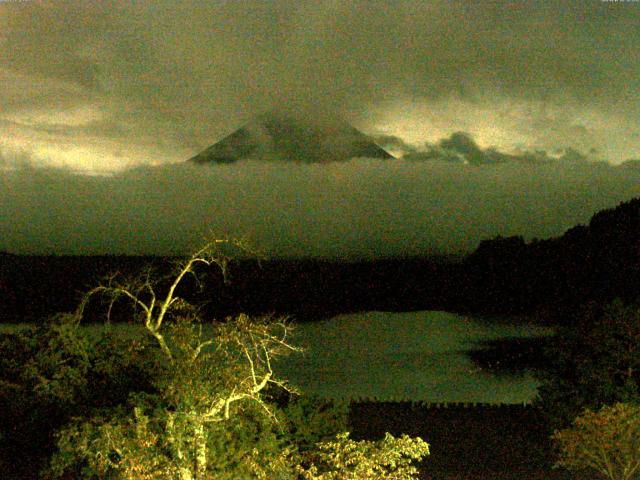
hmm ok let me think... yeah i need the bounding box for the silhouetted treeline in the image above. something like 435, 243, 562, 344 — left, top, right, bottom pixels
453, 197, 640, 317
0, 255, 164, 323
205, 256, 457, 321
0, 253, 455, 323
1, 197, 638, 325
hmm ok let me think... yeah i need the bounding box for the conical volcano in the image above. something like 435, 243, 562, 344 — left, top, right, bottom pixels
189, 111, 395, 164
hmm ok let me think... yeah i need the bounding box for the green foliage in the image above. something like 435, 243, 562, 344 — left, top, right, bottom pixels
0, 315, 157, 478
1, 315, 90, 406
50, 388, 352, 480
535, 299, 640, 429
46, 316, 429, 480
48, 314, 301, 480
296, 432, 430, 480
283, 395, 349, 453
49, 396, 296, 480
3, 241, 431, 479
552, 402, 640, 480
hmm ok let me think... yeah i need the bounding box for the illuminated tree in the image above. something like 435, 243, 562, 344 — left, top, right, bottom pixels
552, 402, 640, 480
48, 238, 430, 480
296, 432, 430, 480
52, 238, 302, 480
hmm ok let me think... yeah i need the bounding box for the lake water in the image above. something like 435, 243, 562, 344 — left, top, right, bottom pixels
0, 311, 552, 404
275, 311, 553, 404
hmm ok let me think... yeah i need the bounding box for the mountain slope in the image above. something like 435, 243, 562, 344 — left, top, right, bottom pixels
189, 111, 395, 164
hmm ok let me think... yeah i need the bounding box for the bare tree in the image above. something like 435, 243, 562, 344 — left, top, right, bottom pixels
76, 238, 247, 359
69, 238, 301, 480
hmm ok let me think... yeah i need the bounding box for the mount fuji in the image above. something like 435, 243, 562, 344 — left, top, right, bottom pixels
189, 110, 395, 164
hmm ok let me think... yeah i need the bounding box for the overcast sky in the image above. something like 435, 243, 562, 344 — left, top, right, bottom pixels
1, 1, 639, 257
1, 0, 639, 171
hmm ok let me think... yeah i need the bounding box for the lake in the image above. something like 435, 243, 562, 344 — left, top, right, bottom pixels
0, 310, 552, 404
275, 310, 553, 404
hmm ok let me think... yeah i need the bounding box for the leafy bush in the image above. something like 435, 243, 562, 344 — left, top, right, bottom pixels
535, 299, 640, 429
47, 314, 300, 480
552, 402, 640, 480
0, 315, 157, 478
283, 394, 349, 453
3, 239, 431, 479
296, 432, 430, 480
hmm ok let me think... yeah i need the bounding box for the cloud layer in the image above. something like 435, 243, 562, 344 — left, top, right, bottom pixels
1, 0, 639, 170
2, 156, 639, 257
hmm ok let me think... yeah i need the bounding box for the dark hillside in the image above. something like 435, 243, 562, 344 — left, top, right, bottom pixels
455, 197, 640, 317
1, 197, 638, 325
0, 253, 453, 323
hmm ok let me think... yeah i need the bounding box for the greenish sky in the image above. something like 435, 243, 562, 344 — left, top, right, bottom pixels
1, 1, 639, 256
0, 0, 639, 172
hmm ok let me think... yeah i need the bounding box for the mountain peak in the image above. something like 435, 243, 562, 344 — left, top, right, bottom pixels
189, 110, 395, 164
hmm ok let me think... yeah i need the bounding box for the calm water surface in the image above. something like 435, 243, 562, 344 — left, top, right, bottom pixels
275, 310, 553, 403
0, 311, 552, 404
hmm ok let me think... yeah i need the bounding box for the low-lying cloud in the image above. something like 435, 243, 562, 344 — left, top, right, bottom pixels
392, 131, 600, 166
2, 157, 639, 258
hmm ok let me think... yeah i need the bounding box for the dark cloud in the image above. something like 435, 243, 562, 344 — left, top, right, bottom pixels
2, 156, 639, 257
558, 147, 589, 164
400, 131, 606, 166
439, 132, 486, 165
1, 0, 638, 169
